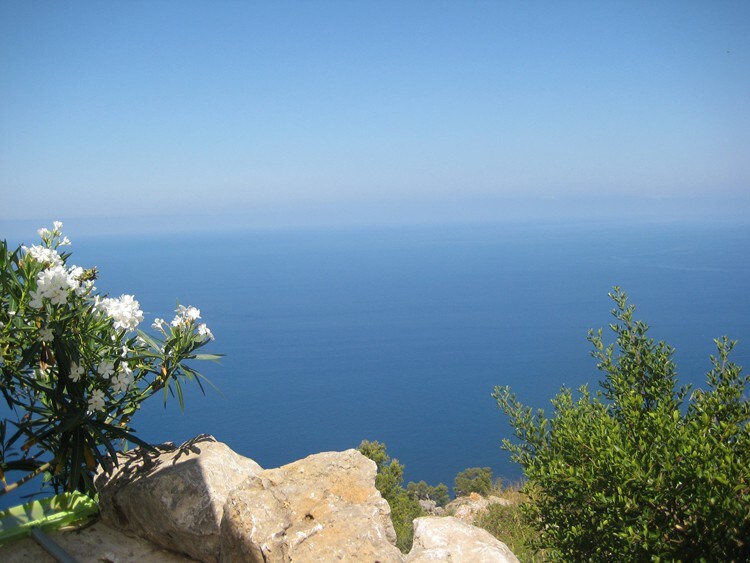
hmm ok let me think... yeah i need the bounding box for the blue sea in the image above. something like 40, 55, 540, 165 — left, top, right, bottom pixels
3, 219, 749, 505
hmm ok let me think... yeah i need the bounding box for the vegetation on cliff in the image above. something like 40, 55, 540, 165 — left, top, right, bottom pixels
474, 492, 540, 562
0, 223, 218, 499
406, 479, 450, 507
495, 288, 749, 561
357, 439, 424, 552
453, 466, 494, 497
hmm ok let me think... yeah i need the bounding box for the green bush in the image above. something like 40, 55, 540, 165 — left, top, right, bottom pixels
406, 480, 450, 507
454, 466, 493, 497
475, 502, 541, 563
0, 224, 219, 498
388, 490, 423, 551
357, 440, 423, 552
494, 288, 750, 561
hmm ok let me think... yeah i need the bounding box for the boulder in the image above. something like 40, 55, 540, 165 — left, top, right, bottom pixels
96, 436, 519, 562
96, 435, 263, 563
406, 516, 520, 563
220, 449, 403, 562
418, 499, 445, 516
446, 492, 512, 523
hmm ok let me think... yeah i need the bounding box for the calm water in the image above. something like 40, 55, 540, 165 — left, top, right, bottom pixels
3, 219, 749, 505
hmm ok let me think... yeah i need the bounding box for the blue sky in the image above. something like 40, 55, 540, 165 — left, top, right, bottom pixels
1, 1, 749, 232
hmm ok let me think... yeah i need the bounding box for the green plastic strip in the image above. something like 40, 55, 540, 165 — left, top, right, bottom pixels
0, 492, 99, 546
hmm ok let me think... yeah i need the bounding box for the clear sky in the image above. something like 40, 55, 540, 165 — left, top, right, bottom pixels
1, 1, 749, 232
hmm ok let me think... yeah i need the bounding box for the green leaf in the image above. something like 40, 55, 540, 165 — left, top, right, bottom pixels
192, 353, 224, 361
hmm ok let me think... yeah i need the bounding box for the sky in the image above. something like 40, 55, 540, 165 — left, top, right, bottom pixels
1, 1, 749, 233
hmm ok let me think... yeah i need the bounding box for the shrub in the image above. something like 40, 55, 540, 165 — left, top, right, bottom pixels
406, 480, 450, 507
494, 288, 750, 561
388, 490, 423, 552
475, 502, 541, 563
357, 440, 423, 552
0, 223, 219, 498
454, 466, 493, 497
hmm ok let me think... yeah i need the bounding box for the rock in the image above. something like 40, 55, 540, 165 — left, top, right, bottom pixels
0, 520, 192, 563
406, 517, 520, 563
446, 493, 512, 523
418, 499, 445, 516
418, 499, 436, 513
95, 436, 520, 562
95, 435, 263, 563
220, 449, 403, 563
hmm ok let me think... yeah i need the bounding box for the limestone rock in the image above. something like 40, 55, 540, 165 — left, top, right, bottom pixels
406, 516, 520, 563
446, 492, 512, 523
0, 520, 192, 563
418, 499, 445, 516
95, 435, 263, 563
220, 449, 403, 563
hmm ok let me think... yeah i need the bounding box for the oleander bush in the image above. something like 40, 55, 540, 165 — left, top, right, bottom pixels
0, 222, 220, 499
494, 288, 750, 561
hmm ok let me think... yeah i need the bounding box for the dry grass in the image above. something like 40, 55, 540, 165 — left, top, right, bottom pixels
473, 482, 546, 562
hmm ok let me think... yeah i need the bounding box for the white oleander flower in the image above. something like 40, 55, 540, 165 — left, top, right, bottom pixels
96, 295, 144, 331
23, 244, 62, 266
88, 389, 106, 412
76, 280, 95, 296
38, 227, 51, 238
53, 221, 63, 232
39, 327, 54, 342
70, 361, 85, 382
197, 323, 214, 340
30, 264, 78, 307
98, 360, 115, 380
152, 318, 165, 330
112, 366, 134, 394
180, 305, 201, 320
172, 304, 201, 326
29, 292, 44, 309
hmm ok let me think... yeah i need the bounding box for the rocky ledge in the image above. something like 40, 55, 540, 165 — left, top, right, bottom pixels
95, 435, 518, 562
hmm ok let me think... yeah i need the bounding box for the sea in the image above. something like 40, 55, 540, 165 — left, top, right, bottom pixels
2, 218, 749, 507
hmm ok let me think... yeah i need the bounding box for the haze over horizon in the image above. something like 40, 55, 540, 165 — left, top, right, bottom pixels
1, 2, 749, 234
